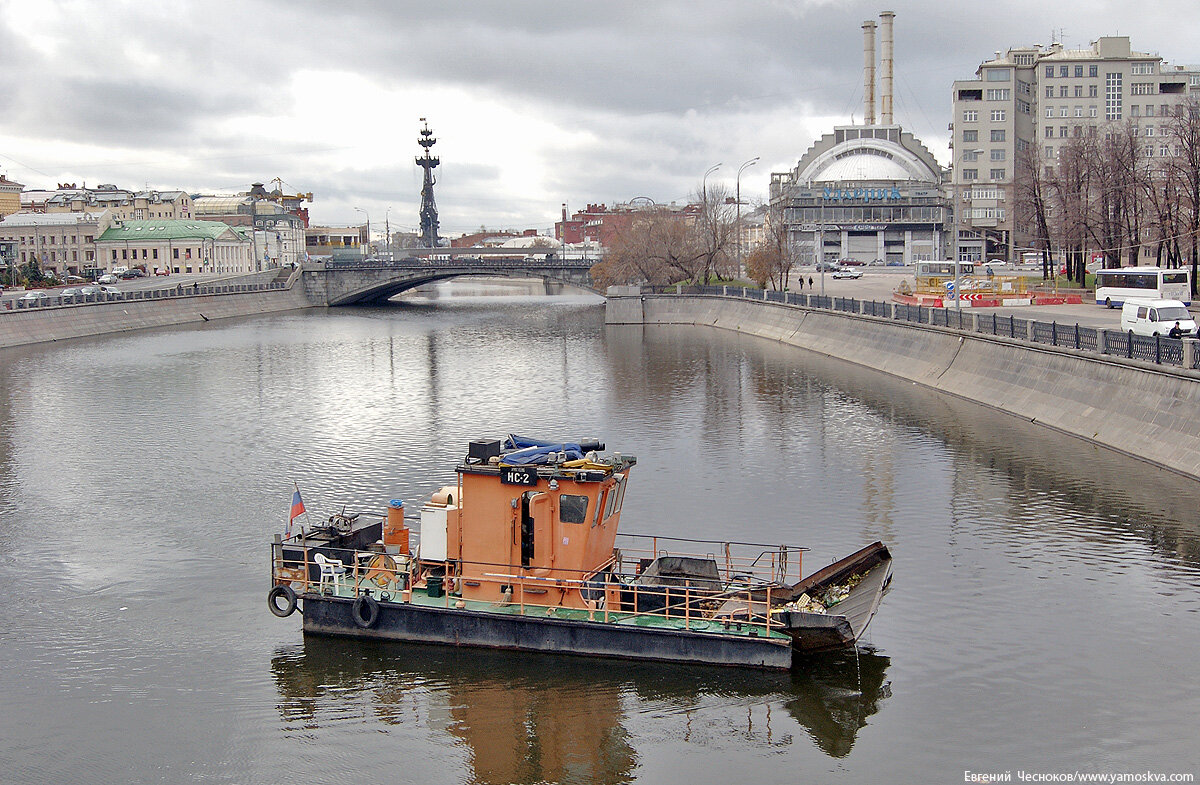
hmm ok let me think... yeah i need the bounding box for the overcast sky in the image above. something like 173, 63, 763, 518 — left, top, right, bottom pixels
1, 0, 1197, 238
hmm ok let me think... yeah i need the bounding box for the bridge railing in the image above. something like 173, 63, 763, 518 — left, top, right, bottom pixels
4, 278, 290, 313
640, 285, 1200, 370
325, 257, 597, 270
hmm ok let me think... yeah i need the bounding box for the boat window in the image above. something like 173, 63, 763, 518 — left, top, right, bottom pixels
559, 494, 589, 524
613, 473, 628, 513
603, 474, 625, 520
592, 489, 607, 527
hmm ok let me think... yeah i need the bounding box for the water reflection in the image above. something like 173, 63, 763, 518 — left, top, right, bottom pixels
271, 637, 892, 781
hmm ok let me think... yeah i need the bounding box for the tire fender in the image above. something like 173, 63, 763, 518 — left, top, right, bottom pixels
268, 584, 298, 618
352, 593, 380, 628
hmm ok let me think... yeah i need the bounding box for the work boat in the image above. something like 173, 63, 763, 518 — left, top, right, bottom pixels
269, 436, 893, 670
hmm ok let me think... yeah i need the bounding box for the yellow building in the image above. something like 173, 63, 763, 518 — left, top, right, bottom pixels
0, 175, 23, 218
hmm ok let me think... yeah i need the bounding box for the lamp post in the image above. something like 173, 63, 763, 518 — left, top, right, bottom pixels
384, 208, 391, 260
702, 164, 721, 284
560, 202, 567, 262
736, 157, 759, 279
355, 207, 370, 258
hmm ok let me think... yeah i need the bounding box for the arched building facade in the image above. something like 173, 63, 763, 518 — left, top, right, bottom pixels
769, 125, 950, 266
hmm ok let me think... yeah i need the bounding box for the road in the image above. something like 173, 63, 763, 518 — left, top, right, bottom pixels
784, 265, 1129, 329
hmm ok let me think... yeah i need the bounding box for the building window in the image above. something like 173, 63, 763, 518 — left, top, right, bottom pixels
1089, 85, 1098, 98
1146, 126, 1155, 137
1045, 86, 1054, 98
1060, 126, 1068, 138
1090, 106, 1098, 117
1059, 66, 1069, 77
1161, 144, 1170, 156
1146, 104, 1155, 117
1045, 65, 1054, 78
986, 88, 1010, 101
963, 129, 978, 142
173, 248, 179, 259
1074, 126, 1082, 137
990, 109, 1006, 121
1131, 82, 1154, 95
1074, 106, 1083, 117
1045, 126, 1055, 138
1017, 99, 1031, 114
1074, 65, 1084, 78
1059, 85, 1069, 98
1089, 65, 1098, 77
1018, 80, 1031, 95
1131, 62, 1155, 75
1060, 106, 1069, 117
963, 109, 978, 122
990, 149, 1006, 161
963, 169, 979, 180
1106, 73, 1122, 120
986, 68, 1011, 81
964, 150, 980, 161
990, 168, 1006, 180
990, 129, 1006, 142
1046, 106, 1055, 118
1132, 105, 1140, 117
1074, 85, 1083, 98
1045, 145, 1054, 157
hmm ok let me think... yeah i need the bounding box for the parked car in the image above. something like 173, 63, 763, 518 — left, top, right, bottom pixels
111, 266, 129, 276
79, 285, 102, 296
65, 275, 85, 283
100, 285, 120, 294
98, 274, 118, 284
120, 269, 145, 279
832, 268, 864, 279
838, 258, 866, 267
19, 291, 49, 304
816, 261, 840, 272
154, 267, 170, 276
60, 287, 81, 298
885, 260, 905, 267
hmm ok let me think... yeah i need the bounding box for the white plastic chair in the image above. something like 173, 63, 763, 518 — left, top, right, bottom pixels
314, 553, 345, 593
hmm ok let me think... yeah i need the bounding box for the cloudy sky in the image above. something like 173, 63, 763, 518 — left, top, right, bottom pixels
1, 0, 1197, 239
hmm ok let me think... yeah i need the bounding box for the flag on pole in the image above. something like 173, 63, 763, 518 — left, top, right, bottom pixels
287, 486, 305, 538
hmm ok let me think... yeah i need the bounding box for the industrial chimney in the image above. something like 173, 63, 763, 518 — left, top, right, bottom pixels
863, 20, 877, 126
880, 10, 895, 125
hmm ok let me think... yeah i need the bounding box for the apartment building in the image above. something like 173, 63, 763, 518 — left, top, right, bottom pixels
96, 219, 252, 274
951, 36, 1200, 262
40, 184, 193, 221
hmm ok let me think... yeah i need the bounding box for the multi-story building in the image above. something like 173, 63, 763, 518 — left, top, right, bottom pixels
192, 183, 310, 268
0, 210, 114, 276
951, 36, 1200, 262
555, 202, 700, 247
96, 219, 252, 275
40, 184, 193, 221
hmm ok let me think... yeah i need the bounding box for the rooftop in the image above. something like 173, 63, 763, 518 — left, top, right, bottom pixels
98, 219, 235, 241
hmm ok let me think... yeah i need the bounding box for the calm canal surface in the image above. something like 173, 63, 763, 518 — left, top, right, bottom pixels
1, 287, 1198, 783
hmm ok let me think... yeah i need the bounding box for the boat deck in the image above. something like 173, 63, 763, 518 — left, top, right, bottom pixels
304, 576, 792, 642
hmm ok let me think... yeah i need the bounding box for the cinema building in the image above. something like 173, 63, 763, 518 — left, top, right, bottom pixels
768, 11, 951, 266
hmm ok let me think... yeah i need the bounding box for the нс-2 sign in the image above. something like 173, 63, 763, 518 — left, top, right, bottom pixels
501, 466, 538, 486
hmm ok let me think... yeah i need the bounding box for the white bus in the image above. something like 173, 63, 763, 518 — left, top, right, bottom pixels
1094, 266, 1191, 308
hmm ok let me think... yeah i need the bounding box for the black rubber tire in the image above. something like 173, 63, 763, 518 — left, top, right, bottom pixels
268, 584, 298, 618
352, 593, 380, 628
1105, 297, 1113, 308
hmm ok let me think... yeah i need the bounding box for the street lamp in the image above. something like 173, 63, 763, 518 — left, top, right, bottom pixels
354, 207, 370, 258
384, 208, 391, 259
736, 157, 759, 278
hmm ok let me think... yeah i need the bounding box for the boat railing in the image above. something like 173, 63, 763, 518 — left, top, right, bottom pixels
615, 533, 805, 586
270, 540, 784, 638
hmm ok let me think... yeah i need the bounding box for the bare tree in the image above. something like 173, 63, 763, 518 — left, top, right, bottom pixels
744, 202, 792, 290
1168, 97, 1200, 296
590, 208, 704, 288
692, 182, 737, 284
1015, 143, 1056, 279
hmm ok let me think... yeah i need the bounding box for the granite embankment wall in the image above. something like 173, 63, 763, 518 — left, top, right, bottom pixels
0, 280, 313, 349
607, 291, 1200, 480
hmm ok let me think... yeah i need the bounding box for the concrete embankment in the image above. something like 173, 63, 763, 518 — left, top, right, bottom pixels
607, 291, 1200, 480
0, 279, 313, 349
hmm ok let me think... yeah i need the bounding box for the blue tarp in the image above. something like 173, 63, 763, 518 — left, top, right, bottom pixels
501, 434, 584, 465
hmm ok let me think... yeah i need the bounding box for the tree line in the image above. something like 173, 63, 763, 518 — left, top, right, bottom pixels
1016, 96, 1200, 295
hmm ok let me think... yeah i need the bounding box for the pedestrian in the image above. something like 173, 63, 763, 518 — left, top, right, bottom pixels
808, 276, 814, 289
798, 276, 804, 291
193, 281, 199, 294
1168, 321, 1183, 339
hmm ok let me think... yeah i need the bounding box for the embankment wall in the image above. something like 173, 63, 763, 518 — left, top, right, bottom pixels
610, 292, 1200, 480
0, 286, 313, 349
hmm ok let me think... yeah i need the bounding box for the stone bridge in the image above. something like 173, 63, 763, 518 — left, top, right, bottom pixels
303, 257, 601, 305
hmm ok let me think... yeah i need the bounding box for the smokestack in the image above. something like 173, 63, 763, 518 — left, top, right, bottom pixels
862, 20, 877, 126
880, 10, 895, 125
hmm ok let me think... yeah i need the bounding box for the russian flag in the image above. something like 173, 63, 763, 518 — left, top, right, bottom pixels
287, 487, 305, 537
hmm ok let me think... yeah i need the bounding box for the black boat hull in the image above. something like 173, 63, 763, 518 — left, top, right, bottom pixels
300, 594, 795, 670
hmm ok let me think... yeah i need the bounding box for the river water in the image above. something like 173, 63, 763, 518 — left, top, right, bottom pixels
1, 286, 1197, 783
